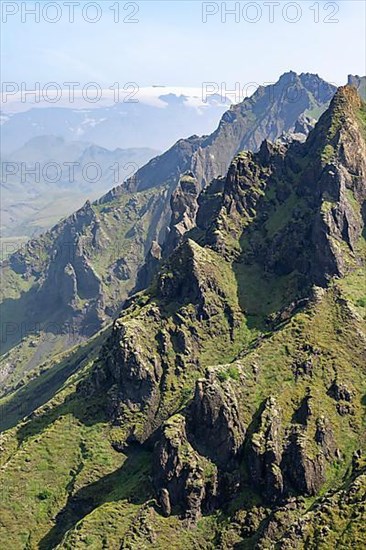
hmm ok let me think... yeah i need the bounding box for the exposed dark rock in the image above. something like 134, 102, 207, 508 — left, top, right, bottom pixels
315, 417, 336, 460
187, 370, 245, 468
292, 394, 314, 425
294, 114, 317, 136
248, 397, 284, 502
164, 172, 200, 255
135, 240, 162, 291
153, 415, 218, 524
156, 239, 237, 322
282, 428, 326, 495
135, 173, 200, 290
292, 357, 314, 380
60, 263, 78, 307
159, 488, 171, 517
278, 113, 316, 145
111, 258, 132, 281
336, 403, 354, 416
106, 315, 163, 413
328, 379, 354, 402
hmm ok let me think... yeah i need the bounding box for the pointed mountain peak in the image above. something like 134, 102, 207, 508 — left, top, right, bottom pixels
278, 70, 298, 82
277, 70, 328, 90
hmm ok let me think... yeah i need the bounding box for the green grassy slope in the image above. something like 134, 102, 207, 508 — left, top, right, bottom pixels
0, 273, 364, 549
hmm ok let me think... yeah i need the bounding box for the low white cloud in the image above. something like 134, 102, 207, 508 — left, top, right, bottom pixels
1, 85, 243, 114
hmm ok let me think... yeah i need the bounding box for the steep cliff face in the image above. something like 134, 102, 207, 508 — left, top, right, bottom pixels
248, 397, 284, 502
163, 172, 200, 255
187, 371, 246, 468
153, 414, 218, 524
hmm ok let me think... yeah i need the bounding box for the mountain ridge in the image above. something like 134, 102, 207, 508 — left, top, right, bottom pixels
0, 72, 359, 404
0, 84, 365, 548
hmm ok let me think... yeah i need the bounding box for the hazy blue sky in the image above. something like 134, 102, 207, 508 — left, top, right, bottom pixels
1, 0, 365, 91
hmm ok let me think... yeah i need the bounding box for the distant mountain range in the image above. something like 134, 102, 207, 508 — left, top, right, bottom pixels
0, 91, 231, 154
1, 137, 159, 240
0, 90, 231, 241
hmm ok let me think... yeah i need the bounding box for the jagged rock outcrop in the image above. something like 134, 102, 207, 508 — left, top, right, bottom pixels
135, 173, 200, 288
279, 114, 316, 144
134, 240, 162, 291
247, 397, 338, 503
60, 263, 78, 308
187, 370, 245, 468
328, 379, 355, 416
107, 317, 163, 411
248, 397, 284, 502
153, 415, 218, 523
293, 394, 314, 425
196, 138, 296, 261
98, 300, 166, 444
156, 239, 239, 325
110, 257, 132, 281
303, 87, 366, 283
157, 240, 212, 306
315, 416, 337, 460
282, 428, 326, 496
164, 173, 200, 255
328, 379, 354, 402
294, 114, 317, 136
